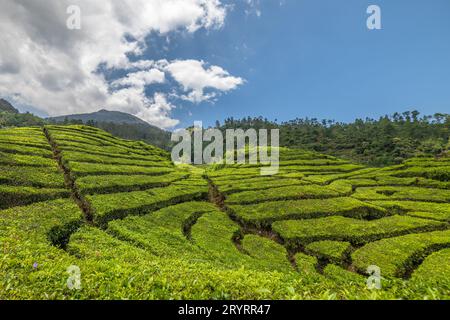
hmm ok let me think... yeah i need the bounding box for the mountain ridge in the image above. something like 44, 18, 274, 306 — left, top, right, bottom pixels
48, 109, 171, 150
0, 99, 19, 114
48, 109, 149, 125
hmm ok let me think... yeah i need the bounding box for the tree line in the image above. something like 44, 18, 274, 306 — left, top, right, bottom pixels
217, 111, 450, 166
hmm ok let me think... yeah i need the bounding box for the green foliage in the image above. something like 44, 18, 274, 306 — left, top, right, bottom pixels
306, 241, 352, 264
190, 211, 249, 268
0, 99, 19, 113
67, 161, 174, 178
0, 142, 53, 157
225, 184, 347, 205
273, 215, 445, 246
294, 252, 320, 275
87, 182, 208, 226
411, 249, 450, 290
352, 186, 450, 203
219, 111, 450, 166
214, 177, 308, 195
228, 197, 387, 225
61, 150, 171, 167
393, 166, 450, 181
48, 110, 171, 150
352, 230, 450, 277
49, 125, 169, 158
76, 171, 189, 195
1, 124, 450, 300
107, 202, 216, 258
0, 185, 70, 209
0, 152, 56, 167
241, 235, 293, 272
369, 201, 450, 221
0, 112, 45, 128
0, 165, 65, 188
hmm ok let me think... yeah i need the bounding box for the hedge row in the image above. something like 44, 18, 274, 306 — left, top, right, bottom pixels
393, 166, 450, 182
305, 241, 352, 265
66, 161, 174, 178
107, 201, 217, 258
227, 197, 388, 225
60, 150, 171, 167
0, 198, 83, 249
272, 215, 446, 246
351, 186, 450, 203
0, 185, 70, 209
215, 178, 308, 195
0, 165, 66, 188
76, 171, 189, 195
302, 168, 380, 184
369, 200, 450, 221
242, 235, 293, 272
280, 164, 364, 173
225, 184, 348, 205
0, 152, 57, 167
352, 229, 450, 277
0, 142, 53, 158
87, 182, 209, 226
410, 248, 450, 288
48, 125, 169, 157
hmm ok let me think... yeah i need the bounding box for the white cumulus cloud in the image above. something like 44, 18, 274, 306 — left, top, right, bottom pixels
0, 0, 244, 129
111, 69, 165, 88
165, 59, 244, 103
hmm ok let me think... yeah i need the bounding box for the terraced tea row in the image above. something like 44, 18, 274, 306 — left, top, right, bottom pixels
206, 150, 450, 287
0, 128, 69, 210
1, 125, 449, 299
45, 126, 208, 229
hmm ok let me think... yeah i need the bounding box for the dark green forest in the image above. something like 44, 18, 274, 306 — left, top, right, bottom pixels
217, 111, 450, 166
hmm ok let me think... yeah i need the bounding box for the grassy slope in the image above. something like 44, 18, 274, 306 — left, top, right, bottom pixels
0, 125, 449, 300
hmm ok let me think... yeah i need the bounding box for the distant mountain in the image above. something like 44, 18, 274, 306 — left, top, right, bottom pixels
48, 109, 171, 150
0, 99, 19, 114
49, 109, 149, 125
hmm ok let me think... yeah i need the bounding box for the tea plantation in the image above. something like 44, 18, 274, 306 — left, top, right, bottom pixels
1, 125, 449, 299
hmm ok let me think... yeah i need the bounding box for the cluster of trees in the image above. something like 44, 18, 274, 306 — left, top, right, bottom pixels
0, 111, 45, 128
217, 111, 450, 166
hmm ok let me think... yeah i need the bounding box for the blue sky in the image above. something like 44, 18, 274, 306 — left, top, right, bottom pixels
2, 0, 449, 130
161, 0, 450, 128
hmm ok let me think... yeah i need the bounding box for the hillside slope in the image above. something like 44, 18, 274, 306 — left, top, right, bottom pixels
0, 99, 19, 114
0, 125, 449, 299
48, 110, 171, 149
49, 109, 149, 125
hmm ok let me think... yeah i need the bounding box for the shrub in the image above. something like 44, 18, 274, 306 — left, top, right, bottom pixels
273, 215, 446, 246
0, 165, 65, 188
228, 197, 387, 226
352, 230, 450, 277
87, 183, 209, 226
410, 248, 450, 289
67, 161, 174, 178
0, 185, 70, 209
369, 200, 450, 221
0, 152, 57, 167
225, 184, 345, 205
76, 172, 189, 195
306, 241, 352, 265
352, 186, 450, 203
